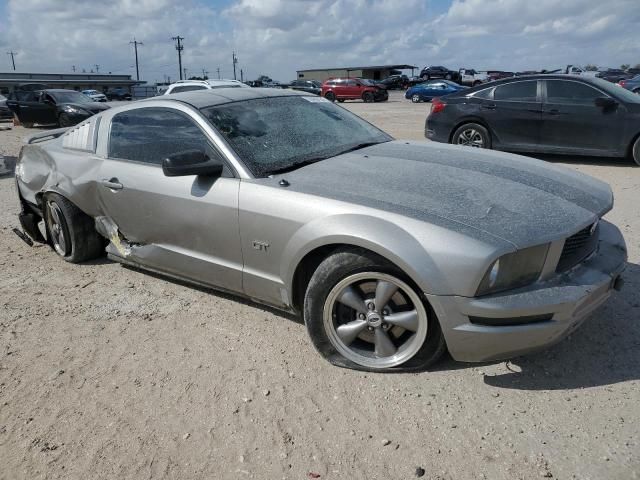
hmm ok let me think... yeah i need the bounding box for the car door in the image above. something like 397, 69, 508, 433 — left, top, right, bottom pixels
540, 79, 625, 154
482, 80, 542, 149
8, 91, 39, 123
345, 79, 360, 98
37, 92, 59, 124
96, 105, 243, 292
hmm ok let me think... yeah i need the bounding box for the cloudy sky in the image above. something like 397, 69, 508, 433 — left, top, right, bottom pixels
1, 0, 639, 83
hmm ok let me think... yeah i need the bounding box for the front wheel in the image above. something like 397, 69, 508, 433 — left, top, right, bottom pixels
58, 113, 73, 127
304, 248, 446, 371
411, 94, 421, 103
44, 193, 105, 263
362, 91, 374, 103
452, 123, 491, 149
324, 92, 336, 102
632, 136, 640, 166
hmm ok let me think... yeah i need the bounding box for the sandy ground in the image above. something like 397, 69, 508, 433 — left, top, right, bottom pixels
0, 92, 639, 480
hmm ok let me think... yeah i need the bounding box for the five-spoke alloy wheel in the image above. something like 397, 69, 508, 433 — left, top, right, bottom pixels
452, 123, 491, 149
323, 272, 428, 369
304, 248, 446, 371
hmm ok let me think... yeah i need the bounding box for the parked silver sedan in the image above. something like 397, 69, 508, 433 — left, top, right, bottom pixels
14, 88, 627, 371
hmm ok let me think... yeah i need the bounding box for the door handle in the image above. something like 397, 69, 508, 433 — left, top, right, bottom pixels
546, 109, 560, 115
482, 104, 497, 110
101, 178, 123, 190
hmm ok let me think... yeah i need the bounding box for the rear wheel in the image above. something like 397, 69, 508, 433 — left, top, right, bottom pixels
22, 121, 34, 128
632, 136, 640, 166
325, 91, 336, 102
411, 94, 421, 103
337, 99, 345, 103
452, 123, 491, 149
304, 248, 446, 371
43, 193, 105, 263
362, 91, 374, 103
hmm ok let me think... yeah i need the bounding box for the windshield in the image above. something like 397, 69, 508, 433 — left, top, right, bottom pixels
201, 96, 392, 177
50, 91, 94, 104
591, 77, 640, 104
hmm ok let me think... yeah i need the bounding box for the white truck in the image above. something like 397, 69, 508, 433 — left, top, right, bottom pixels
458, 68, 489, 86
564, 65, 598, 77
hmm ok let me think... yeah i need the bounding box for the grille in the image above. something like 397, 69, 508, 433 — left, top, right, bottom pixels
556, 222, 599, 272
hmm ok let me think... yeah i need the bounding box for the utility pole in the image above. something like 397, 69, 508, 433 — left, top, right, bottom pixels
232, 52, 238, 80
7, 51, 16, 70
172, 36, 184, 80
72, 65, 76, 73
240, 68, 244, 83
201, 68, 208, 79
183, 67, 188, 79
129, 38, 143, 81
216, 67, 221, 79
94, 64, 100, 73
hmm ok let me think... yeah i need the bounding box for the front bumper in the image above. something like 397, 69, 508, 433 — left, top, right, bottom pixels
427, 220, 627, 362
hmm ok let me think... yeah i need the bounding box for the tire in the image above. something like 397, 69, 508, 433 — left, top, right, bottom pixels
337, 99, 345, 103
22, 121, 34, 128
411, 94, 421, 103
43, 193, 105, 263
58, 113, 73, 127
472, 81, 481, 86
324, 91, 336, 102
362, 91, 374, 103
632, 136, 640, 166
304, 248, 446, 372
452, 122, 491, 149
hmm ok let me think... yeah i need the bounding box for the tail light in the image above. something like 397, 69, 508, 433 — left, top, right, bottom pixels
431, 98, 446, 114
618, 80, 626, 87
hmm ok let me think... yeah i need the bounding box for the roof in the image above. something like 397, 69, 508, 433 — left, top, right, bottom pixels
151, 87, 311, 109
297, 64, 417, 72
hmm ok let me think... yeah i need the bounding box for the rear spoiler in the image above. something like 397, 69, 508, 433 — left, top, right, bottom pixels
23, 127, 69, 145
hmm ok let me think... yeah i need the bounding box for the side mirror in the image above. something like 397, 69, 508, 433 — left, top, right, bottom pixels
162, 150, 223, 177
594, 97, 617, 109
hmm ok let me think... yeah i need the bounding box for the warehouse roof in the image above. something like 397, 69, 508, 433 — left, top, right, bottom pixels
297, 64, 417, 72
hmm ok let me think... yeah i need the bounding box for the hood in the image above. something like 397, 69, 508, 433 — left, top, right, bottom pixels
276, 141, 613, 249
60, 102, 110, 113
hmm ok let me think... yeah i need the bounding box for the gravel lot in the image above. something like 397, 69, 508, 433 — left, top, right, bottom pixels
1, 92, 638, 480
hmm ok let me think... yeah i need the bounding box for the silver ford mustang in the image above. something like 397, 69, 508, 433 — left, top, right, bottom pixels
14, 88, 627, 371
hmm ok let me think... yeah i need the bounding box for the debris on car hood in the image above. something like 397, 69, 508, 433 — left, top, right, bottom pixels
276, 141, 613, 248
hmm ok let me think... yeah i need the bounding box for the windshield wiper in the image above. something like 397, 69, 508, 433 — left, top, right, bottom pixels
339, 141, 384, 155
266, 156, 331, 176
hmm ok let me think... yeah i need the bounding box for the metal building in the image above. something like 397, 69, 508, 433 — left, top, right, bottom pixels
296, 64, 417, 82
0, 72, 143, 95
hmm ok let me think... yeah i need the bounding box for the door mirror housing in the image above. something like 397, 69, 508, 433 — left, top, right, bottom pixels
594, 97, 617, 109
162, 150, 224, 177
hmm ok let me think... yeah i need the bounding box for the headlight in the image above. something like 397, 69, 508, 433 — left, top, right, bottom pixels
476, 244, 549, 296
64, 106, 87, 114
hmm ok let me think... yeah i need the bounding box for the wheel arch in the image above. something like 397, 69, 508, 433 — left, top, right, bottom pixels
447, 117, 495, 144
283, 215, 449, 313
626, 130, 640, 160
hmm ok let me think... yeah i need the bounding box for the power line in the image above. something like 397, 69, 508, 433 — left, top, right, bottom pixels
172, 36, 184, 80
7, 51, 17, 70
129, 38, 143, 81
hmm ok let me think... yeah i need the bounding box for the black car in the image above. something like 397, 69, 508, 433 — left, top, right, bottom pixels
425, 75, 640, 165
596, 69, 633, 83
288, 79, 322, 95
419, 66, 460, 82
0, 94, 14, 121
105, 87, 132, 101
6, 89, 110, 127
379, 74, 410, 90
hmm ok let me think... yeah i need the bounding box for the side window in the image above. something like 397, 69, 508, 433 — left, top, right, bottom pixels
546, 80, 602, 105
109, 108, 217, 166
347, 80, 358, 86
471, 87, 494, 100
494, 81, 538, 102
170, 85, 207, 94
